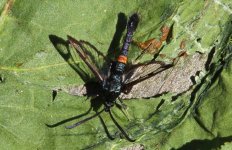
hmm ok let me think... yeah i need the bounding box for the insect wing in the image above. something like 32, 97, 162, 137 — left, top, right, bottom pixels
123, 61, 172, 86
120, 61, 173, 99
67, 35, 104, 82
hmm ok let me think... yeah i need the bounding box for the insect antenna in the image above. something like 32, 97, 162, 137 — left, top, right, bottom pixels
66, 109, 104, 129
108, 109, 135, 142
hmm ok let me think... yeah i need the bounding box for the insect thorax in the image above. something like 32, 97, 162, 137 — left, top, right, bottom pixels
102, 62, 126, 101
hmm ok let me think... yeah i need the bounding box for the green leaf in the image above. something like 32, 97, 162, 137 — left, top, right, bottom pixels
1, 0, 232, 149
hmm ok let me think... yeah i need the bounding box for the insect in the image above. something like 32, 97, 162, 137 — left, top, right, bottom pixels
48, 13, 173, 142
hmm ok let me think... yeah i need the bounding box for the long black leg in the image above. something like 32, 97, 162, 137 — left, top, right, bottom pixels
98, 115, 115, 140
118, 98, 127, 110
66, 109, 104, 129
115, 101, 129, 121
108, 109, 135, 142
46, 107, 92, 128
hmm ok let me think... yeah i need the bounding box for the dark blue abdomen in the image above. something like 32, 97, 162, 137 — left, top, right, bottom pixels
102, 13, 139, 101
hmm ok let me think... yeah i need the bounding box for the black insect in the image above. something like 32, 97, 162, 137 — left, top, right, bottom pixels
48, 13, 173, 142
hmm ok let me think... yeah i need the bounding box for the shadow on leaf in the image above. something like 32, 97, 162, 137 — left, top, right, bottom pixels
107, 12, 127, 59
49, 34, 90, 82
172, 135, 232, 150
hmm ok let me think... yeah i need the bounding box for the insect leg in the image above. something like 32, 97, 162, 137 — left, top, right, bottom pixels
66, 109, 104, 129
109, 109, 135, 142
98, 115, 115, 140
117, 98, 127, 110
115, 101, 130, 121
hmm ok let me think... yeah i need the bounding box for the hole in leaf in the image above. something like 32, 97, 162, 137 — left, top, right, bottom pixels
52, 90, 57, 101
196, 38, 201, 43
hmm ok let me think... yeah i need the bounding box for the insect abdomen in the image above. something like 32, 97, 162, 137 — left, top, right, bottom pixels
105, 13, 139, 95
118, 13, 139, 64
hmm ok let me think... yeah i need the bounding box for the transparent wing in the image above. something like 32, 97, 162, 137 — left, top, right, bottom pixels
120, 52, 208, 99
123, 61, 173, 86
67, 35, 105, 82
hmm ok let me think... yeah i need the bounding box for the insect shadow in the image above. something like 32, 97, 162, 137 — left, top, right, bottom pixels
48, 35, 90, 82
47, 12, 130, 140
